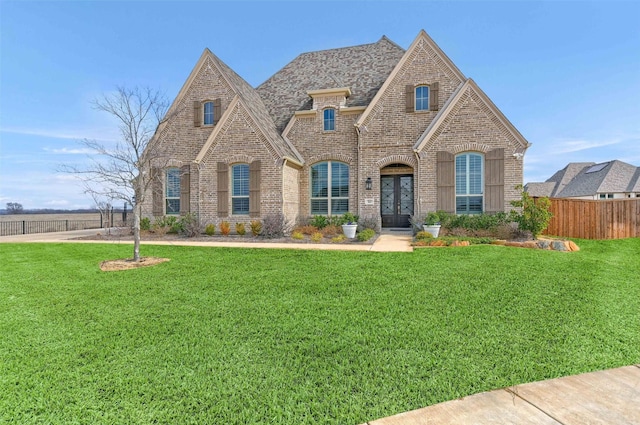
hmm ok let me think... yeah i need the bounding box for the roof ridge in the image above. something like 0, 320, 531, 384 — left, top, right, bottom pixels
294, 36, 404, 57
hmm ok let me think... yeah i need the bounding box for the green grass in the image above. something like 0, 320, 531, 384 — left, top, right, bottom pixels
1, 240, 639, 424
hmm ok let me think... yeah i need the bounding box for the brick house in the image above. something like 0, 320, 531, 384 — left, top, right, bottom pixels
142, 30, 530, 229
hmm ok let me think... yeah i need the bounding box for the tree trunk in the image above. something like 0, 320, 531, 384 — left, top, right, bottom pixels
133, 204, 141, 262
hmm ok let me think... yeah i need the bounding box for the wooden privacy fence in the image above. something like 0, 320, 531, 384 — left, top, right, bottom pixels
541, 197, 640, 239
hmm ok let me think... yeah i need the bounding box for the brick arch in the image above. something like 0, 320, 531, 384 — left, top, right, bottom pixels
165, 159, 186, 168
375, 154, 418, 169
450, 142, 492, 155
224, 154, 255, 165
307, 153, 354, 166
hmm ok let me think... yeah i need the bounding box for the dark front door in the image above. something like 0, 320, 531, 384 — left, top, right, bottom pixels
381, 174, 414, 227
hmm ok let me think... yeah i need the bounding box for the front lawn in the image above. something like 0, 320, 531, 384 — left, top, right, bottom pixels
1, 240, 638, 424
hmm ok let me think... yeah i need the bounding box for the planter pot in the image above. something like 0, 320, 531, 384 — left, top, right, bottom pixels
342, 223, 358, 239
423, 224, 441, 238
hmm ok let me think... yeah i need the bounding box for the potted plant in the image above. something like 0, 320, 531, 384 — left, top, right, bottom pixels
341, 212, 359, 238
423, 211, 441, 237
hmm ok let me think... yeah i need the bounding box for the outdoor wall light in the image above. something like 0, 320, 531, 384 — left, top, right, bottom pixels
365, 177, 372, 190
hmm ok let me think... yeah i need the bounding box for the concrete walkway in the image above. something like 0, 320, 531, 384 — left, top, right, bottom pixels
0, 228, 413, 252
365, 365, 640, 424
2, 229, 638, 424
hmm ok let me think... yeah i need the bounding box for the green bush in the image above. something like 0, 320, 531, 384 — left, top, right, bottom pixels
235, 222, 246, 236
340, 212, 359, 225
357, 228, 375, 242
415, 231, 434, 240
205, 223, 216, 236
510, 186, 553, 239
140, 217, 151, 231
178, 213, 199, 237
310, 215, 329, 229
291, 231, 304, 240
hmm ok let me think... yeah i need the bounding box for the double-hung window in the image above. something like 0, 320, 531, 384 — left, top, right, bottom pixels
166, 168, 181, 214
415, 86, 429, 111
323, 108, 335, 131
455, 153, 483, 214
203, 101, 215, 126
231, 164, 249, 215
311, 161, 349, 215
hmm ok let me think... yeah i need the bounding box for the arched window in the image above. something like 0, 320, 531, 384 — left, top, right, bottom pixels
311, 161, 349, 215
203, 101, 215, 125
456, 153, 483, 214
231, 164, 249, 215
415, 86, 429, 111
323, 108, 335, 131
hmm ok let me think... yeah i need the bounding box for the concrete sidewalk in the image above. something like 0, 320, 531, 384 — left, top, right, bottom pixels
365, 365, 640, 424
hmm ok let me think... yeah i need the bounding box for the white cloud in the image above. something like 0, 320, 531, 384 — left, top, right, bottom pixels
43, 147, 97, 155
0, 126, 119, 143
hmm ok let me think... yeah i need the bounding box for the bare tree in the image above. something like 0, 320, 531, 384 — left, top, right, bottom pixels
6, 202, 24, 214
60, 86, 169, 261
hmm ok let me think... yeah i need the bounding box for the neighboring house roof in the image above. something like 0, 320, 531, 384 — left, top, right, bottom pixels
528, 160, 640, 198
524, 182, 556, 197
256, 36, 406, 132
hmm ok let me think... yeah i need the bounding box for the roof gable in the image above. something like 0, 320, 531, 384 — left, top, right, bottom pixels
413, 79, 530, 153
356, 29, 466, 129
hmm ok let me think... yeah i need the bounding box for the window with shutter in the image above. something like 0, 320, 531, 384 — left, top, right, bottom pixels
415, 86, 429, 111
455, 153, 484, 214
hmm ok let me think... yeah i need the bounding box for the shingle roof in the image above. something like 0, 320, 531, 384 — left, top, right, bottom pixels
256, 36, 406, 132
529, 160, 640, 198
524, 182, 556, 197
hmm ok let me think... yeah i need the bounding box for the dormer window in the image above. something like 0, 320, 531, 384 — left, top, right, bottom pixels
203, 101, 215, 125
323, 108, 335, 131
415, 86, 429, 111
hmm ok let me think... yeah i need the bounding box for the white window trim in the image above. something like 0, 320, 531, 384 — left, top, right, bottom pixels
310, 161, 349, 216
455, 153, 484, 214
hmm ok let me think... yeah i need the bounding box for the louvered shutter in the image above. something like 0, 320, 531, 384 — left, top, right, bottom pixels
405, 84, 415, 113
213, 98, 222, 124
151, 167, 163, 216
484, 149, 504, 213
249, 160, 261, 217
179, 164, 190, 215
437, 151, 455, 213
193, 101, 201, 127
429, 82, 439, 111
217, 162, 228, 217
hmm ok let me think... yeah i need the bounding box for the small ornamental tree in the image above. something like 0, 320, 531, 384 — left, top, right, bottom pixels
510, 185, 553, 239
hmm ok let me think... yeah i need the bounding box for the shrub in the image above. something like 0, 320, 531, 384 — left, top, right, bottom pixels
250, 220, 262, 236
291, 231, 304, 240
205, 223, 216, 236
310, 232, 323, 243
310, 215, 329, 229
140, 217, 151, 231
510, 186, 553, 239
357, 228, 375, 242
415, 231, 434, 241
331, 234, 347, 243
358, 216, 378, 231
321, 225, 341, 237
178, 213, 200, 237
297, 225, 318, 235
261, 213, 287, 239
235, 222, 246, 236
220, 221, 231, 236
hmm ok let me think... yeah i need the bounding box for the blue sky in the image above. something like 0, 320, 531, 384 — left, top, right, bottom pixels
1, 1, 639, 209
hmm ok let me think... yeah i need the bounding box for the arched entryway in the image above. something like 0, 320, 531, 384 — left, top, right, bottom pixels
380, 164, 414, 228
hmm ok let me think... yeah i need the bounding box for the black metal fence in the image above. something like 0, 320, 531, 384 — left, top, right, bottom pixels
0, 212, 133, 237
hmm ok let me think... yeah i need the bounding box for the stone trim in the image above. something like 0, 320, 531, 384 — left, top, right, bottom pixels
308, 87, 351, 98
223, 154, 256, 165
450, 143, 492, 154
375, 154, 418, 169
307, 153, 354, 166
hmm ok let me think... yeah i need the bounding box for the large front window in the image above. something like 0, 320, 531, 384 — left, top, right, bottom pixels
166, 168, 181, 214
456, 153, 483, 214
311, 161, 349, 215
232, 164, 249, 215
